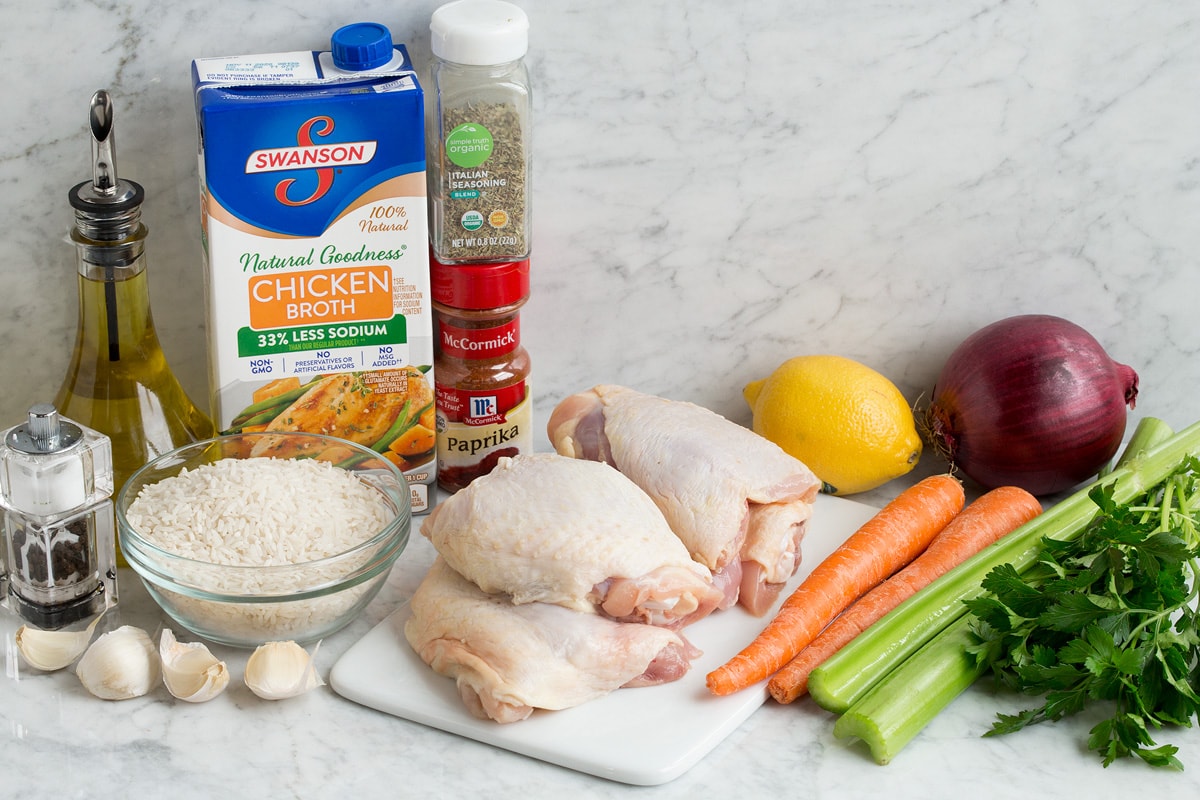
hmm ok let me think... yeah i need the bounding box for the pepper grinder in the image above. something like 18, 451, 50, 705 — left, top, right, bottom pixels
0, 403, 117, 630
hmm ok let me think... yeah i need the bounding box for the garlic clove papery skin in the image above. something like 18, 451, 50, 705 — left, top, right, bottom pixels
159, 628, 229, 703
244, 640, 325, 700
14, 616, 102, 672
75, 625, 160, 700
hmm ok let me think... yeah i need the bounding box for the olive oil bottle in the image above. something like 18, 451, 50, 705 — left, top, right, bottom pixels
55, 90, 214, 554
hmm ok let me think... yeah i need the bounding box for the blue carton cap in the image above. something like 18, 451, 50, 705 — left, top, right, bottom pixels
331, 22, 394, 70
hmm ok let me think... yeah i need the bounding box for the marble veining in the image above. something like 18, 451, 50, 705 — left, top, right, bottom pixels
2, 0, 1199, 796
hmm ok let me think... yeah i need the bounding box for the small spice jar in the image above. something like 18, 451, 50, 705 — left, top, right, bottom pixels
431, 256, 532, 491
427, 0, 532, 263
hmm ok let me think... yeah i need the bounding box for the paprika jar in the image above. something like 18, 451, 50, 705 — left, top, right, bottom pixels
431, 255, 531, 491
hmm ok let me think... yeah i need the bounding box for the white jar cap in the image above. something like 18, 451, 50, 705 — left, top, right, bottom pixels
431, 0, 529, 65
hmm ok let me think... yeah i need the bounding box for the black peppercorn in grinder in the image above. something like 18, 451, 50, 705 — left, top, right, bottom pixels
0, 403, 118, 630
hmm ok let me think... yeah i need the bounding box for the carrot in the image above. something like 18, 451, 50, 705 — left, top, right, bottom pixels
705, 474, 965, 696
767, 485, 1042, 703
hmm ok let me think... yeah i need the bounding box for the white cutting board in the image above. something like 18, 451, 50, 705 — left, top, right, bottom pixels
330, 493, 880, 786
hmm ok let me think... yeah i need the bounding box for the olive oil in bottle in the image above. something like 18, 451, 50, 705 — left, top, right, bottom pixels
55, 90, 214, 543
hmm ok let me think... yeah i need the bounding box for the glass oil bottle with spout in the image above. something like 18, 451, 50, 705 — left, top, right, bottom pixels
54, 90, 215, 545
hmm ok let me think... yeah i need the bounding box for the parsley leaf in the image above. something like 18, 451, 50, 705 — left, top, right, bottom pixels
967, 462, 1200, 770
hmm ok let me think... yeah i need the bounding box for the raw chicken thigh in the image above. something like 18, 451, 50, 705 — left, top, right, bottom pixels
420, 452, 724, 628
405, 558, 698, 723
547, 385, 821, 616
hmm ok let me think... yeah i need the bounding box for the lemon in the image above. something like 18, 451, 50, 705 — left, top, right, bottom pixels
745, 355, 922, 495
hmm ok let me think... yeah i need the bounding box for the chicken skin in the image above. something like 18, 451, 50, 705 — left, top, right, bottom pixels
547, 385, 821, 616
420, 453, 724, 628
404, 558, 698, 723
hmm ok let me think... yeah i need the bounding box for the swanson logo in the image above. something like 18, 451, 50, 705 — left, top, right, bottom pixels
244, 116, 377, 207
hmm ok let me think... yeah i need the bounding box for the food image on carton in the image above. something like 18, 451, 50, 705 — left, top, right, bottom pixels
192, 36, 437, 513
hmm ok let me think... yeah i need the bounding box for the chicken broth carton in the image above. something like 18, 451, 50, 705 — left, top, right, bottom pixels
192, 25, 437, 513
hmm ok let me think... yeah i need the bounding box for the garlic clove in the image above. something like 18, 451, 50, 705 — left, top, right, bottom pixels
159, 628, 230, 703
14, 616, 102, 672
75, 625, 160, 700
243, 640, 325, 700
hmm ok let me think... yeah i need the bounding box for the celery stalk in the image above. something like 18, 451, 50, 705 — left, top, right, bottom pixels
1114, 416, 1176, 469
809, 417, 1194, 714
832, 618, 981, 764
828, 420, 1181, 763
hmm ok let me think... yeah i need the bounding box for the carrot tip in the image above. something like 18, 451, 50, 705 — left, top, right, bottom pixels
705, 676, 733, 696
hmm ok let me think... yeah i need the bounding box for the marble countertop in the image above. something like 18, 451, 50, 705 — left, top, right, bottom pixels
2, 0, 1200, 796
5, 497, 1200, 799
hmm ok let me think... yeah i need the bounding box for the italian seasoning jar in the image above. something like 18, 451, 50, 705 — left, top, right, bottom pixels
428, 0, 531, 263
431, 256, 532, 491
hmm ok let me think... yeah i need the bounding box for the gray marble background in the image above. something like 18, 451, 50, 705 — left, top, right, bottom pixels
3, 2, 1200, 795
1, 0, 1195, 458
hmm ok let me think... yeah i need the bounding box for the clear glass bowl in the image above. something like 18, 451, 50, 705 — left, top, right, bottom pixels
116, 432, 411, 648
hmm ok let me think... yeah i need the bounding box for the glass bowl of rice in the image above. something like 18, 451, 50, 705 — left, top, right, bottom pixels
116, 432, 412, 648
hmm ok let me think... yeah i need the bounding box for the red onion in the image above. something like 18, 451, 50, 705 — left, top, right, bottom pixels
923, 314, 1139, 496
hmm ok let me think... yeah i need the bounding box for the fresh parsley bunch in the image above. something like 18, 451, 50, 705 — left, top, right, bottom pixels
966, 458, 1200, 770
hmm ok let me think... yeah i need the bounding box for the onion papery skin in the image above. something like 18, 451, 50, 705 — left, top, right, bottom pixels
924, 315, 1139, 497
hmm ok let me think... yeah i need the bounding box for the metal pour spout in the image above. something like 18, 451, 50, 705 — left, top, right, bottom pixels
69, 89, 145, 238
89, 90, 120, 197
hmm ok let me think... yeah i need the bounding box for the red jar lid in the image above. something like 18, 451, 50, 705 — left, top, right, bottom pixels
430, 252, 530, 310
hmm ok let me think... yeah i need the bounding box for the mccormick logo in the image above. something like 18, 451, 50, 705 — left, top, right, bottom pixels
244, 116, 377, 207
469, 395, 499, 419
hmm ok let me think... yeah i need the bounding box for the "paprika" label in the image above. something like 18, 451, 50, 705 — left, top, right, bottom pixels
435, 381, 531, 488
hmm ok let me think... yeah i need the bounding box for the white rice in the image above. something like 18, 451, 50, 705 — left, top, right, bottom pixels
126, 457, 393, 567
125, 457, 398, 643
